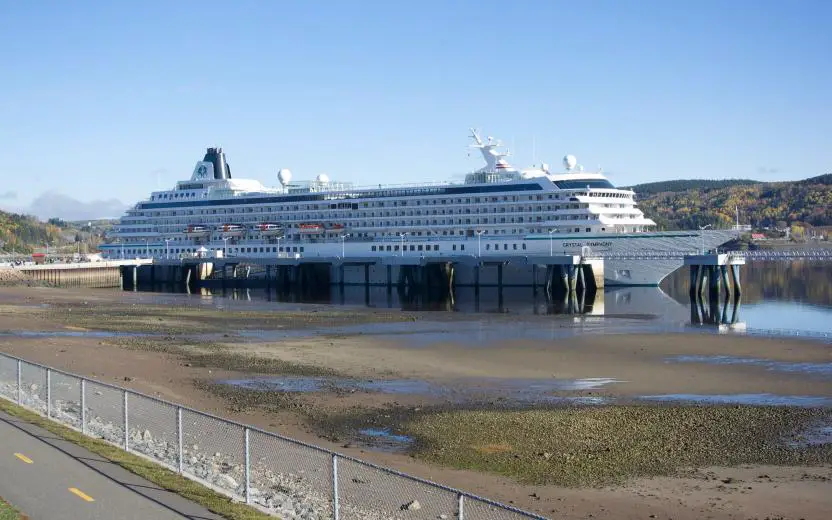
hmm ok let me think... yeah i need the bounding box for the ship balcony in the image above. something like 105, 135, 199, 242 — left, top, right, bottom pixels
109, 231, 162, 238
598, 215, 656, 226
587, 202, 640, 211
591, 207, 644, 217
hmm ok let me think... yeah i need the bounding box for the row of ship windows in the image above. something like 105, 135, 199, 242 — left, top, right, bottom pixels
149, 190, 633, 205
369, 243, 528, 252
152, 192, 201, 200
132, 208, 637, 223
119, 246, 307, 255
140, 203, 597, 218
118, 214, 604, 233
116, 241, 583, 256
138, 198, 636, 217
119, 227, 600, 248
117, 244, 473, 255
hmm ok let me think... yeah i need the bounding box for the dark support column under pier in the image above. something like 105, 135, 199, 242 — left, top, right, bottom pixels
685, 253, 746, 326
720, 265, 731, 301
708, 265, 720, 302
689, 265, 700, 300
731, 264, 742, 298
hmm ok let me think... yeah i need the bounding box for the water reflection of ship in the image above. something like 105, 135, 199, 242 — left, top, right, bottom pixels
389, 282, 604, 314
185, 284, 744, 325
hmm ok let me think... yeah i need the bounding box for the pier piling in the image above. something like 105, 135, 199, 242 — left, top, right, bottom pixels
685, 253, 745, 326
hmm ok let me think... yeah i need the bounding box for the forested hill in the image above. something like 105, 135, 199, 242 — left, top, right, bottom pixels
625, 179, 761, 196
0, 210, 63, 253
625, 174, 832, 230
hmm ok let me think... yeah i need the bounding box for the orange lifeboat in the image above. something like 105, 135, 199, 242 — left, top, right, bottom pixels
299, 223, 324, 234
257, 223, 284, 236
184, 225, 211, 237
219, 223, 245, 237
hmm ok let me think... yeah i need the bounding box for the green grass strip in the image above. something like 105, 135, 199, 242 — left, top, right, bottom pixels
0, 496, 25, 520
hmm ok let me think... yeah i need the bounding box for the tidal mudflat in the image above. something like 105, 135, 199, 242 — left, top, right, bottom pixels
1, 286, 830, 519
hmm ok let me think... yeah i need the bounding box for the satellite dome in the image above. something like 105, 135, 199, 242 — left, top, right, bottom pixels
563, 154, 577, 170
277, 168, 292, 185
316, 173, 330, 184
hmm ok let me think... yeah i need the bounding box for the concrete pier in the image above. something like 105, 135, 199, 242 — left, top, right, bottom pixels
131, 254, 604, 299
19, 260, 151, 288
685, 253, 745, 309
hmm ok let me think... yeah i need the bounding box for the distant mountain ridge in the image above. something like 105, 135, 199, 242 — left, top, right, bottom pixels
624, 179, 762, 195
626, 173, 832, 230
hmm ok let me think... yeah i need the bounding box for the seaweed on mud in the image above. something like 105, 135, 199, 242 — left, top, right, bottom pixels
404, 405, 832, 487
105, 336, 337, 377
193, 379, 306, 413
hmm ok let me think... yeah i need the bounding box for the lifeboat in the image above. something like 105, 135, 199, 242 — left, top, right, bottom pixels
328, 223, 345, 231
256, 222, 284, 237
218, 223, 245, 237
184, 225, 211, 237
299, 223, 324, 234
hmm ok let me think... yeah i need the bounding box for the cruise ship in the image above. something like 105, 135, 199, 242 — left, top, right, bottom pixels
102, 130, 738, 285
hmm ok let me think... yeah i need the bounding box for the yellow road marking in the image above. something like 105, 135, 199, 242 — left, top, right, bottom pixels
14, 453, 33, 464
68, 488, 95, 502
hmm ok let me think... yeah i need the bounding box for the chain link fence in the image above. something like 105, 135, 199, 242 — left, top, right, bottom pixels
0, 352, 547, 520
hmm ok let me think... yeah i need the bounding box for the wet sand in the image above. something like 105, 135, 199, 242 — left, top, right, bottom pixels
0, 286, 831, 519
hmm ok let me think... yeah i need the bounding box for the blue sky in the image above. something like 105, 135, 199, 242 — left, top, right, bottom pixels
0, 0, 829, 217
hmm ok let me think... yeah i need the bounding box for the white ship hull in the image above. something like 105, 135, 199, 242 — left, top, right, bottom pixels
103, 230, 737, 286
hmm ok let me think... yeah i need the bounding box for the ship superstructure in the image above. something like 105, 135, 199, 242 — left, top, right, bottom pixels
103, 132, 736, 285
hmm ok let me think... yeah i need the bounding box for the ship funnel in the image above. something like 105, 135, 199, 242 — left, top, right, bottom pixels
203, 147, 232, 180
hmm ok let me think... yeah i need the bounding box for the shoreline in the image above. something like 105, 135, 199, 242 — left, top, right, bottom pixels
1, 286, 830, 519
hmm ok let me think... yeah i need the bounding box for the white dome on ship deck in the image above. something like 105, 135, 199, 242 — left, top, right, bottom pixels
278, 168, 292, 185
316, 173, 330, 183
563, 154, 577, 170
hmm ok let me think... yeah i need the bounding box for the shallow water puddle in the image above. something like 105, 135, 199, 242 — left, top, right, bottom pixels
220, 375, 624, 403
222, 376, 440, 395
797, 425, 832, 446
666, 355, 832, 377
0, 329, 150, 338
357, 428, 415, 452
640, 393, 832, 407
235, 318, 668, 347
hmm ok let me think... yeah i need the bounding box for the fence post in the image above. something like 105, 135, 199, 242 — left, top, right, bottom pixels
244, 427, 251, 504
80, 379, 86, 434
123, 390, 129, 450
457, 493, 465, 520
177, 407, 183, 474
332, 454, 339, 520
16, 359, 21, 406
46, 368, 51, 418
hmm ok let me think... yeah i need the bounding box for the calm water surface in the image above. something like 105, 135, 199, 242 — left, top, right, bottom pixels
131, 261, 832, 338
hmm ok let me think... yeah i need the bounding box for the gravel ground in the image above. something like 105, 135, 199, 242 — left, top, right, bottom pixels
0, 269, 30, 286
405, 406, 832, 487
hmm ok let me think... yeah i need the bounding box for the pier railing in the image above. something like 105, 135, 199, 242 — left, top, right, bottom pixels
0, 352, 547, 520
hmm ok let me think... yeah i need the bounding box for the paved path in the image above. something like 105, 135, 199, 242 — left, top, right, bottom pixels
0, 410, 224, 520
